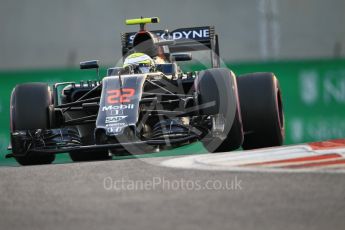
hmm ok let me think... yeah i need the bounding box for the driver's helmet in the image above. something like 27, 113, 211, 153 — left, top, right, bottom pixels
123, 53, 154, 73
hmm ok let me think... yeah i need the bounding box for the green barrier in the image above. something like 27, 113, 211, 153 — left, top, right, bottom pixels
1, 59, 345, 163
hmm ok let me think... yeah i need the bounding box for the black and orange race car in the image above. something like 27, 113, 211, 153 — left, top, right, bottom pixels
6, 17, 284, 165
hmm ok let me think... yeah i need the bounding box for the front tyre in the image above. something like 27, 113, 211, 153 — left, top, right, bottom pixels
69, 150, 111, 162
196, 68, 244, 152
10, 83, 55, 165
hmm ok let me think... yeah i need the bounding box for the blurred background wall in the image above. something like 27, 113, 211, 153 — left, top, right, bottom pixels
1, 0, 345, 69
1, 0, 345, 157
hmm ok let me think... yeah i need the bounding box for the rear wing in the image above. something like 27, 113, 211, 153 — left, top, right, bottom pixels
121, 26, 220, 68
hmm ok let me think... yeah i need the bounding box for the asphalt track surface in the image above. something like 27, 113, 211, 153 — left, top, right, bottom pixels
1, 145, 345, 230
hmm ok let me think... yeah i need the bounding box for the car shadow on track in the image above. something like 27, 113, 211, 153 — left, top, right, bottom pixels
0, 142, 208, 167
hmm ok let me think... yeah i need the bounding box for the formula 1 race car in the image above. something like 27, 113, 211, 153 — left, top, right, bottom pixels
6, 17, 284, 165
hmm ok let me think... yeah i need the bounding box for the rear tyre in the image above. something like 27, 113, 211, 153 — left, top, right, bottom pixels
10, 83, 55, 165
196, 68, 244, 152
237, 72, 284, 150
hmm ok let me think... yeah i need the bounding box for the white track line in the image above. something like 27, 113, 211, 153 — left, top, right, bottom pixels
161, 142, 345, 174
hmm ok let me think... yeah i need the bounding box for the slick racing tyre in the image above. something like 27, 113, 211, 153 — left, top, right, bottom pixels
196, 68, 244, 152
10, 83, 55, 165
69, 127, 111, 162
237, 72, 284, 150
69, 150, 111, 162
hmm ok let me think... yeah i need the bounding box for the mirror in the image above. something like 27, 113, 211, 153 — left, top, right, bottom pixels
80, 60, 99, 69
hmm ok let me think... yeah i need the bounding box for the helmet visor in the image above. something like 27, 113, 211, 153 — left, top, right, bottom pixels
137, 63, 152, 73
